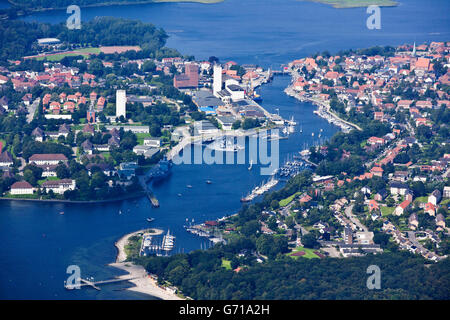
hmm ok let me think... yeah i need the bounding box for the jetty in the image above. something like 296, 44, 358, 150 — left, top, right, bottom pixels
65, 276, 137, 291
138, 175, 159, 208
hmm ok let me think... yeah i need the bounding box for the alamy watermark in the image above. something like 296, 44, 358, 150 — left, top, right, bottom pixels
366, 5, 381, 30
66, 5, 81, 30
366, 265, 381, 290
65, 265, 81, 290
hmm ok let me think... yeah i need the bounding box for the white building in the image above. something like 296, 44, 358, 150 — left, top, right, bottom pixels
10, 181, 34, 195
29, 154, 68, 166
116, 90, 127, 119
105, 125, 149, 134
226, 84, 245, 101
42, 179, 76, 195
213, 65, 223, 97
143, 138, 161, 148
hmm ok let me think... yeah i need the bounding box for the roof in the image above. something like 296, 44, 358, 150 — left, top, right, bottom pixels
11, 181, 33, 189
389, 181, 408, 189
42, 179, 74, 187
0, 150, 13, 162
29, 154, 68, 162
398, 200, 411, 209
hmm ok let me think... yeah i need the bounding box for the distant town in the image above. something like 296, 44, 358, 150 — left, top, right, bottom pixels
0, 33, 293, 203
169, 41, 450, 265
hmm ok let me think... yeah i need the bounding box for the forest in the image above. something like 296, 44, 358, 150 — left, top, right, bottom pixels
135, 242, 449, 300
0, 17, 170, 62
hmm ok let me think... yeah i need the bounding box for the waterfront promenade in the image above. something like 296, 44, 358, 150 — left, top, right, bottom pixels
284, 85, 362, 132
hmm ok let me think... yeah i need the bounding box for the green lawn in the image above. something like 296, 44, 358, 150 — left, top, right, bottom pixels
5, 193, 39, 199
381, 206, 395, 216
221, 259, 232, 270
414, 196, 428, 204
279, 192, 302, 207
37, 176, 60, 186
34, 47, 101, 61
136, 132, 152, 145
287, 246, 321, 259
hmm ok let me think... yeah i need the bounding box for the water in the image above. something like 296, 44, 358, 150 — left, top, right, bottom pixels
0, 75, 335, 299
21, 0, 450, 67
1, 0, 448, 299
0, 0, 10, 9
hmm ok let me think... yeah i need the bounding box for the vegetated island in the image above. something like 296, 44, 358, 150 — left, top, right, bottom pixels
302, 0, 398, 8
6, 0, 223, 12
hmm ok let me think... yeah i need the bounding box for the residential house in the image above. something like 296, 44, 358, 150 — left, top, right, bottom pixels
409, 213, 419, 230
0, 150, 14, 167
370, 166, 384, 177
436, 214, 445, 231
424, 202, 436, 216
81, 140, 94, 155
428, 190, 442, 205
31, 127, 45, 142
444, 186, 450, 199
389, 181, 409, 196
374, 189, 387, 201
394, 200, 411, 216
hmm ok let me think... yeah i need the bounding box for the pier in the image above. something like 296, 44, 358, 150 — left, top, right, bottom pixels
65, 276, 137, 291
138, 175, 160, 208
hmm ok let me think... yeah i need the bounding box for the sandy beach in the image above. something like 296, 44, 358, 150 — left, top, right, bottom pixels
110, 229, 184, 300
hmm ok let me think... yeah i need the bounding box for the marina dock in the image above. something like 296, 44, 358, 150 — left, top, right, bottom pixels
241, 177, 279, 202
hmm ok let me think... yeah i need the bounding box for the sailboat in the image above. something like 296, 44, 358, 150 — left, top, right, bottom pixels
300, 125, 303, 133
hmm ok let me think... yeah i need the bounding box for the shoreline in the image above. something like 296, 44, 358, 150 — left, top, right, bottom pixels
0, 191, 146, 204
284, 82, 362, 133
110, 229, 184, 300
6, 0, 223, 14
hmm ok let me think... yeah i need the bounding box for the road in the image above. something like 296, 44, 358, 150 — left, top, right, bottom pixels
344, 204, 368, 232
27, 98, 40, 123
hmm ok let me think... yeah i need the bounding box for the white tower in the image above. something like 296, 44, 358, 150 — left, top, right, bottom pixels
213, 64, 222, 97
116, 90, 126, 119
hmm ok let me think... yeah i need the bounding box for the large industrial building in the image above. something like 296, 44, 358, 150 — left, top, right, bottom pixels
173, 63, 199, 89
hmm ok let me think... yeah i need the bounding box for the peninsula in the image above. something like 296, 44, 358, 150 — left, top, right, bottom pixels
6, 0, 223, 12
303, 0, 398, 8
111, 229, 184, 300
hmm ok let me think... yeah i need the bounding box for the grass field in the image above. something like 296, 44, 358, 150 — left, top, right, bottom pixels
136, 132, 152, 145
33, 48, 101, 61
37, 176, 60, 185
221, 259, 232, 270
414, 196, 428, 204
381, 206, 395, 216
288, 246, 321, 259
279, 192, 302, 207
